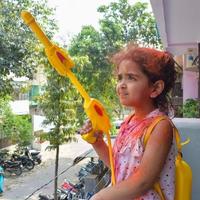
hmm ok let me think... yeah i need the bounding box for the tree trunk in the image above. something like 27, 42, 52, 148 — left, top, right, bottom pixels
54, 145, 59, 200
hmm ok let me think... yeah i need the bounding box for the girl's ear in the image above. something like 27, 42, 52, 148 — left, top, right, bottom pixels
150, 80, 165, 98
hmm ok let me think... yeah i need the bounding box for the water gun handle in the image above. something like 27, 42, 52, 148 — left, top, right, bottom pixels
106, 131, 116, 185
81, 130, 97, 144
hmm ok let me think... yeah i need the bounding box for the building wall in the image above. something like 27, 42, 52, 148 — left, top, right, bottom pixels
175, 54, 199, 102
182, 70, 198, 101
9, 100, 30, 115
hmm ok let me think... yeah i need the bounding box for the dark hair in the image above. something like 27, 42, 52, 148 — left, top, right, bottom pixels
111, 44, 177, 115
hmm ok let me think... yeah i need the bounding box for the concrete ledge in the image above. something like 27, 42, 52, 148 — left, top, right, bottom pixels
172, 118, 200, 200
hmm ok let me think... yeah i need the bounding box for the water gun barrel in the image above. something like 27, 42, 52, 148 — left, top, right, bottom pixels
21, 11, 90, 102
66, 70, 90, 104
21, 11, 52, 48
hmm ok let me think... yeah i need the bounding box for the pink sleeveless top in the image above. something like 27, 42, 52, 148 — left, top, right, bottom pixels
113, 109, 175, 200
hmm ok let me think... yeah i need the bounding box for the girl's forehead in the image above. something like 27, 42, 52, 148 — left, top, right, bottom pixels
118, 60, 141, 73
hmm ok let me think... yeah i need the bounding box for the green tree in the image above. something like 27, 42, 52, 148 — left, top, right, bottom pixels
14, 115, 33, 146
37, 66, 78, 200
0, 96, 32, 146
68, 0, 161, 121
69, 26, 116, 123
0, 0, 57, 96
98, 0, 162, 51
181, 99, 200, 118
69, 26, 113, 94
1, 1, 60, 197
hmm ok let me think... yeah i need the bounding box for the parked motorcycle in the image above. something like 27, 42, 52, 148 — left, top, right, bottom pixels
24, 147, 42, 165
59, 180, 84, 200
11, 153, 34, 171
38, 156, 110, 200
78, 158, 104, 181
0, 158, 22, 176
38, 181, 84, 200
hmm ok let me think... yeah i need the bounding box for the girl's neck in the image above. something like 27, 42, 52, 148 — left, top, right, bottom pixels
132, 105, 157, 120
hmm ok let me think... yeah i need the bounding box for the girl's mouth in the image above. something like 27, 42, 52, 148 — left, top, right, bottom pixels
119, 93, 128, 97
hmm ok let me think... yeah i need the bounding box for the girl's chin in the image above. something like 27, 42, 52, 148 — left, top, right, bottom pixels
120, 100, 132, 107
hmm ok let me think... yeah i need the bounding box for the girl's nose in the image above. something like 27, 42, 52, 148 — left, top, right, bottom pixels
118, 80, 127, 89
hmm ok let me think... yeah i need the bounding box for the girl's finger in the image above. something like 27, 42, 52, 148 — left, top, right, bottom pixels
94, 130, 103, 139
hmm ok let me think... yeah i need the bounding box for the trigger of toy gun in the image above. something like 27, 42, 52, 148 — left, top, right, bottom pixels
81, 129, 98, 144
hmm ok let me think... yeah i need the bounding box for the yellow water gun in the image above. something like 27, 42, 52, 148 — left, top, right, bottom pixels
21, 11, 115, 185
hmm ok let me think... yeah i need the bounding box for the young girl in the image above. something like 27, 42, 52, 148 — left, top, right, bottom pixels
79, 44, 177, 200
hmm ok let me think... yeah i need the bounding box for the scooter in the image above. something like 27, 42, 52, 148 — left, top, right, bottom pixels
24, 147, 42, 165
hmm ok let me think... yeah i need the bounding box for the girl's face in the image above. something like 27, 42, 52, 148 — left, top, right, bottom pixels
116, 59, 154, 108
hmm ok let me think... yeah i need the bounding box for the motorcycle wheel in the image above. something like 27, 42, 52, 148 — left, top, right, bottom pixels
13, 167, 22, 176
36, 158, 42, 164
38, 193, 54, 200
25, 159, 35, 170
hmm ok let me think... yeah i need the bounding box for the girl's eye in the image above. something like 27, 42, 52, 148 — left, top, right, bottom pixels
117, 74, 122, 81
127, 74, 136, 80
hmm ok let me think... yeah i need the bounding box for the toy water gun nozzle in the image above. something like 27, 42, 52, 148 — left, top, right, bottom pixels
21, 11, 74, 76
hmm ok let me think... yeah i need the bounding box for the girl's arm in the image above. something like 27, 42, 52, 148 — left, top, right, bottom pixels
91, 119, 173, 200
92, 137, 110, 167
79, 120, 110, 167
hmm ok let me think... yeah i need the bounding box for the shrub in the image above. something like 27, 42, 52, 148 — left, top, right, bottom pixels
181, 99, 199, 118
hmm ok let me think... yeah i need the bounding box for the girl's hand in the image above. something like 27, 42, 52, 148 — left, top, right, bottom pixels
78, 119, 103, 142
90, 192, 104, 200
78, 119, 93, 135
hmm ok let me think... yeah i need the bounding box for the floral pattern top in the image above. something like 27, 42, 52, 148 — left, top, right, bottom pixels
113, 109, 175, 200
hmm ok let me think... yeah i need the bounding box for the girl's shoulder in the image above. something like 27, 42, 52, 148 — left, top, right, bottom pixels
145, 114, 174, 133
152, 115, 174, 128
142, 114, 173, 137
143, 114, 174, 144
145, 108, 174, 128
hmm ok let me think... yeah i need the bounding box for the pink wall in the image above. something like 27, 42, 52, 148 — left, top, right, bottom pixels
182, 70, 198, 101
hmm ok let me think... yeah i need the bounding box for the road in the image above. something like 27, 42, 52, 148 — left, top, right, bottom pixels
1, 135, 92, 200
